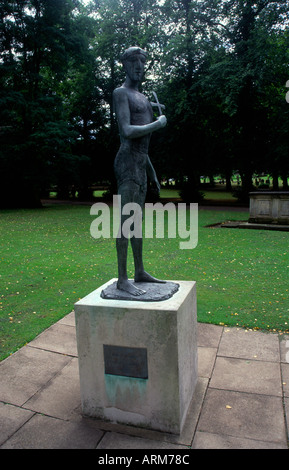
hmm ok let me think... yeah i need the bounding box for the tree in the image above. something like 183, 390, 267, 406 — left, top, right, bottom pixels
209, 1, 289, 194
0, 0, 95, 207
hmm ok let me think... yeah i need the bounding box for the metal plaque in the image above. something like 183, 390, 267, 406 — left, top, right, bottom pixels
103, 345, 148, 379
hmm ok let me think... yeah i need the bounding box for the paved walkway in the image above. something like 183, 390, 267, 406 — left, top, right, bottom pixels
0, 312, 288, 449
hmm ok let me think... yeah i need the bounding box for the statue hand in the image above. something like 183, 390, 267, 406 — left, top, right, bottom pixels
157, 115, 167, 128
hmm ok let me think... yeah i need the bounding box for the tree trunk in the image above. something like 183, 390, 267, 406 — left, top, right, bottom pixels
272, 173, 279, 190
282, 173, 288, 190
225, 171, 232, 191
241, 171, 253, 193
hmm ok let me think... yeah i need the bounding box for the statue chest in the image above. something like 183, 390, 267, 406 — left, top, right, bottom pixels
128, 92, 152, 124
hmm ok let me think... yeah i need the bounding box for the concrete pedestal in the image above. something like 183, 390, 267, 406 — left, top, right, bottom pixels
74, 279, 198, 434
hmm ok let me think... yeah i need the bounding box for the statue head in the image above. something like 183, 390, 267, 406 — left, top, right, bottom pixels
120, 46, 147, 64
120, 47, 147, 83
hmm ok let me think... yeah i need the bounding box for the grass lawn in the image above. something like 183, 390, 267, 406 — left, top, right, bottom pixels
159, 187, 237, 202
0, 203, 289, 361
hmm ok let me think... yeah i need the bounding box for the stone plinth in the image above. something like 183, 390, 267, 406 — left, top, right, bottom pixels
74, 279, 198, 434
249, 191, 289, 225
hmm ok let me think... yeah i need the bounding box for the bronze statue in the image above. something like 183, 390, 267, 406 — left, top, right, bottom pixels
113, 46, 167, 296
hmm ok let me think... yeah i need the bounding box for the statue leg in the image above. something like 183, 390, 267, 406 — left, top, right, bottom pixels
130, 183, 165, 284
116, 182, 146, 296
131, 238, 165, 284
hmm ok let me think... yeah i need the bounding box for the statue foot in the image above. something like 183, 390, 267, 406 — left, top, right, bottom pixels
134, 271, 166, 284
117, 279, 146, 296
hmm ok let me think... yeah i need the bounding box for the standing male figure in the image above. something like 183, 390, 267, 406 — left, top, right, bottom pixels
113, 46, 167, 296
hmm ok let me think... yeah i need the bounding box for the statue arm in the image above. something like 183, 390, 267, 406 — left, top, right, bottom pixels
113, 88, 166, 140
147, 156, 160, 191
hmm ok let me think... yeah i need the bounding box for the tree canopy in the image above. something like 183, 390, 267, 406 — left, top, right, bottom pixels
1, 0, 289, 207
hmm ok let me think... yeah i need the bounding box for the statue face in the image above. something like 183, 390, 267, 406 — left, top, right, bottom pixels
123, 53, 146, 83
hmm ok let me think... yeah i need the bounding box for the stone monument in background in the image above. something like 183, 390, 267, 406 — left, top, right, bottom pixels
249, 191, 289, 225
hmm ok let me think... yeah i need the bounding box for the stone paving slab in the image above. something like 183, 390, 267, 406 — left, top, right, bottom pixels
217, 327, 280, 362
197, 347, 217, 378
1, 414, 104, 449
210, 356, 282, 396
23, 358, 81, 420
285, 399, 289, 437
57, 311, 76, 326
0, 346, 71, 406
197, 388, 287, 445
281, 363, 289, 397
29, 322, 78, 357
0, 403, 34, 446
197, 322, 223, 348
280, 335, 289, 363
192, 431, 288, 449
